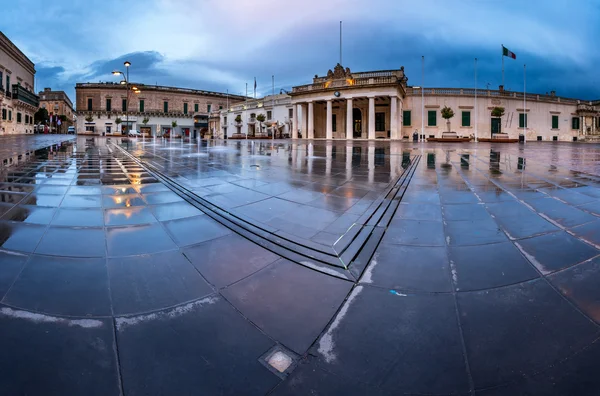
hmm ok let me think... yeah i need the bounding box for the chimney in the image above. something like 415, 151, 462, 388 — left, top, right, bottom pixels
498, 85, 504, 92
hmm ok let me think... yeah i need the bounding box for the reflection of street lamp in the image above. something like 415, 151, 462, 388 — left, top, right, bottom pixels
112, 61, 140, 136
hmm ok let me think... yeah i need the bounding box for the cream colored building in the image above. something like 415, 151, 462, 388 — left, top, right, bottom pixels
220, 94, 294, 138
286, 63, 599, 142
38, 88, 75, 131
76, 82, 245, 137
0, 31, 38, 135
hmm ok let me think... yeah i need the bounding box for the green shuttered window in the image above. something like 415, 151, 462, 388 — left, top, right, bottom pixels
427, 110, 436, 126
462, 111, 471, 127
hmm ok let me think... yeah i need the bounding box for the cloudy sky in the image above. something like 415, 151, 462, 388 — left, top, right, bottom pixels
2, 0, 598, 107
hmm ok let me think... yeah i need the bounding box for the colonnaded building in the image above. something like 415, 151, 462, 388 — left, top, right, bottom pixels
75, 82, 246, 137
0, 32, 39, 135
220, 63, 600, 142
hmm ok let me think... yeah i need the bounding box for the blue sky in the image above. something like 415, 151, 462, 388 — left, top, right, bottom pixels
2, 0, 599, 108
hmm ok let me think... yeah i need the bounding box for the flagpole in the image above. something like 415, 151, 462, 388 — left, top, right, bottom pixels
475, 57, 478, 142
245, 83, 248, 140
272, 75, 275, 140
340, 21, 342, 65
524, 64, 526, 144
421, 55, 424, 142
501, 44, 505, 88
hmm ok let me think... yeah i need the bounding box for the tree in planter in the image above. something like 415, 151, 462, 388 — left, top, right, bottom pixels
142, 117, 149, 137
256, 114, 266, 135
115, 117, 122, 134
440, 106, 455, 133
85, 114, 94, 123
234, 115, 242, 124
490, 106, 505, 135
34, 108, 49, 125
171, 120, 178, 138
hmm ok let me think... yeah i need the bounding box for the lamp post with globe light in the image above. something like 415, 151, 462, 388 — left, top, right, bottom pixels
112, 61, 140, 136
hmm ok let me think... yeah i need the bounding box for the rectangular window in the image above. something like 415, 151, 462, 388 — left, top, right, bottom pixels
427, 110, 436, 126
106, 126, 111, 133
85, 126, 95, 132
25, 115, 28, 123
6, 75, 9, 91
462, 111, 471, 127
122, 99, 127, 112
207, 104, 212, 113
375, 112, 385, 131
106, 98, 111, 112
0, 71, 2, 90
224, 116, 227, 124
164, 101, 168, 113
17, 113, 22, 123
572, 117, 580, 130
1, 109, 5, 120
332, 114, 337, 132
139, 100, 144, 112
552, 115, 558, 129
8, 110, 11, 121
403, 110, 411, 126
194, 103, 199, 112
289, 108, 293, 119
219, 105, 223, 110
519, 113, 528, 128
87, 98, 92, 111
267, 110, 272, 120
184, 103, 188, 114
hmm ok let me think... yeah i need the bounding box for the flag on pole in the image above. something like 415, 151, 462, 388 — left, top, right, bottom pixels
502, 46, 516, 59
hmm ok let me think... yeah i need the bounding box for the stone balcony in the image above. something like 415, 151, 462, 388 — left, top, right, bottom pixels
406, 87, 582, 105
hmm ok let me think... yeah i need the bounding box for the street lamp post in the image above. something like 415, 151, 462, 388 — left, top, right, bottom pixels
113, 61, 140, 137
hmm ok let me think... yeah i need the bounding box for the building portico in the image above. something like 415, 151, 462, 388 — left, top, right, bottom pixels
290, 64, 407, 140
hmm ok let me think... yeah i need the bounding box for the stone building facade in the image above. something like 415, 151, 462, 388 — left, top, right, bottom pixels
284, 63, 600, 142
38, 88, 75, 131
0, 31, 38, 135
220, 94, 294, 138
76, 82, 246, 137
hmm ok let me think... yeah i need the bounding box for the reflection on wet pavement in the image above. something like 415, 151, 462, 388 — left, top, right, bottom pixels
0, 135, 600, 395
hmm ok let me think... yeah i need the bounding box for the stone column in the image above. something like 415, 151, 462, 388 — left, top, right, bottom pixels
346, 98, 353, 140
368, 96, 376, 140
300, 103, 307, 138
326, 100, 333, 140
292, 104, 299, 139
390, 96, 398, 139
307, 101, 314, 139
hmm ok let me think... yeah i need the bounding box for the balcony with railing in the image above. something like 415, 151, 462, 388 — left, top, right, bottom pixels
292, 75, 401, 94
12, 84, 39, 107
405, 87, 581, 105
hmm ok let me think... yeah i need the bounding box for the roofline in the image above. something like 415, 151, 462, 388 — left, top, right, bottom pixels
75, 82, 249, 100
0, 31, 35, 73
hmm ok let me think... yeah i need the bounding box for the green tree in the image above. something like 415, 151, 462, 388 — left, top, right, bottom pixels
491, 107, 505, 134
115, 117, 122, 134
234, 114, 242, 124
256, 113, 266, 134
441, 106, 455, 133
171, 120, 178, 137
85, 114, 94, 123
34, 107, 49, 124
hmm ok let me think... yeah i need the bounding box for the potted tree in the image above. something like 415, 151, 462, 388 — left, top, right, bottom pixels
142, 117, 149, 137
115, 117, 122, 135
441, 106, 455, 133
490, 107, 505, 135
256, 114, 266, 136
85, 114, 94, 123
234, 114, 242, 125
171, 120, 178, 138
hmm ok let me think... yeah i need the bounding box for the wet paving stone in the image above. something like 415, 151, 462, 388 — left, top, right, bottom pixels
3, 255, 111, 316
445, 218, 508, 246
0, 221, 47, 253
163, 215, 232, 247
2, 205, 57, 224
52, 208, 104, 227
108, 250, 213, 315
570, 219, 600, 246
183, 233, 280, 288
312, 285, 470, 394
106, 223, 177, 256
448, 241, 539, 291
104, 206, 157, 226
60, 194, 102, 208
0, 306, 120, 396
222, 259, 353, 354
115, 295, 279, 395
526, 197, 598, 228
362, 244, 452, 292
36, 227, 106, 257
382, 218, 446, 246
548, 257, 600, 323
0, 251, 29, 298
515, 231, 600, 274
457, 279, 600, 389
